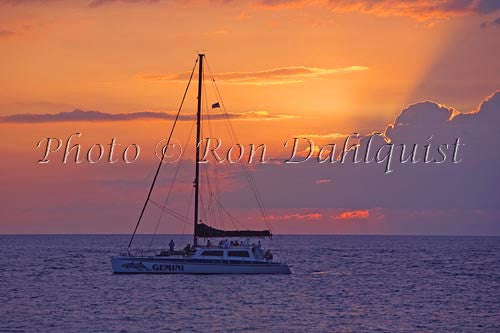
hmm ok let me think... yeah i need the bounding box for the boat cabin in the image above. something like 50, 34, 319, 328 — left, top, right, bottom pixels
156, 245, 273, 262
193, 246, 265, 261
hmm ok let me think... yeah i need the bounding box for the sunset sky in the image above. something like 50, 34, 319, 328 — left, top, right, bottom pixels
1, 0, 499, 235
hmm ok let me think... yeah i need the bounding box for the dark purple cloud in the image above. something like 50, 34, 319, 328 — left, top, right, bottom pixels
258, 0, 500, 19
0, 108, 292, 123
2, 0, 498, 20
480, 16, 500, 28
476, 0, 500, 14
214, 90, 500, 234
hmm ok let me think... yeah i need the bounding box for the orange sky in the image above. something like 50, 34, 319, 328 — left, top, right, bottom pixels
0, 0, 499, 234
1, 1, 498, 127
1, 1, 498, 155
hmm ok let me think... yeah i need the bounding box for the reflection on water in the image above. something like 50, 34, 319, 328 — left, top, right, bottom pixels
1, 235, 499, 332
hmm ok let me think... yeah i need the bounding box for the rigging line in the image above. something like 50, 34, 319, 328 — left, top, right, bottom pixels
203, 71, 223, 230
213, 167, 224, 228
225, 212, 244, 230
201, 165, 215, 227
245, 166, 274, 231
204, 61, 268, 222
149, 118, 196, 247
161, 209, 190, 224
205, 60, 285, 261
199, 170, 251, 232
182, 187, 195, 235
199, 190, 209, 226
220, 105, 273, 231
198, 90, 209, 229
206, 58, 286, 261
205, 59, 273, 232
201, 70, 221, 231
199, 100, 215, 228
242, 162, 279, 238
210, 195, 247, 230
128, 58, 198, 248
204, 66, 251, 204
205, 176, 218, 228
148, 199, 193, 224
200, 173, 216, 228
205, 61, 246, 232
201, 69, 215, 229
202, 72, 225, 229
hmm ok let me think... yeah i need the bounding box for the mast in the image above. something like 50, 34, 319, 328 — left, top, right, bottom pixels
193, 53, 204, 247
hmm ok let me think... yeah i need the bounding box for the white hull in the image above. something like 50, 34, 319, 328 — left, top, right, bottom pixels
111, 256, 291, 274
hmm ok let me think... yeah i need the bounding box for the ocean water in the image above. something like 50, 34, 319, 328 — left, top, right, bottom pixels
0, 235, 499, 332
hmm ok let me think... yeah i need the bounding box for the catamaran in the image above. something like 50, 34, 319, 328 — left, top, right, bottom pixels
111, 54, 291, 274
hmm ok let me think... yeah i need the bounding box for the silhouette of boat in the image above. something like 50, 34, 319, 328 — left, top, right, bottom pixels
111, 54, 291, 274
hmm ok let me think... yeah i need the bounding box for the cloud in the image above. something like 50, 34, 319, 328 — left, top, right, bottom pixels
384, 90, 500, 142
335, 209, 369, 220
213, 29, 229, 35
0, 108, 293, 123
256, 0, 500, 20
215, 90, 500, 234
0, 29, 15, 39
87, 0, 161, 6
2, 0, 498, 21
0, 0, 61, 4
0, 0, 162, 6
481, 16, 500, 28
140, 65, 369, 86
268, 212, 323, 220
297, 132, 348, 139
2, 91, 500, 234
475, 0, 500, 14
315, 179, 332, 184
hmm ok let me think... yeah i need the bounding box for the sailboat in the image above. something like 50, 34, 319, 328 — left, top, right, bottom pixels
111, 54, 291, 274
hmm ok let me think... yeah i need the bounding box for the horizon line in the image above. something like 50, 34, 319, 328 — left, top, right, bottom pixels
1, 233, 499, 237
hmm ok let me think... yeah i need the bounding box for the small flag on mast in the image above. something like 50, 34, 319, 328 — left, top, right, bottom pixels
211, 102, 220, 109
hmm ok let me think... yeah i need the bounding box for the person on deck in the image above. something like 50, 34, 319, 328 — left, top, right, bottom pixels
169, 240, 175, 254
207, 239, 212, 248
184, 243, 191, 255
264, 250, 273, 261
